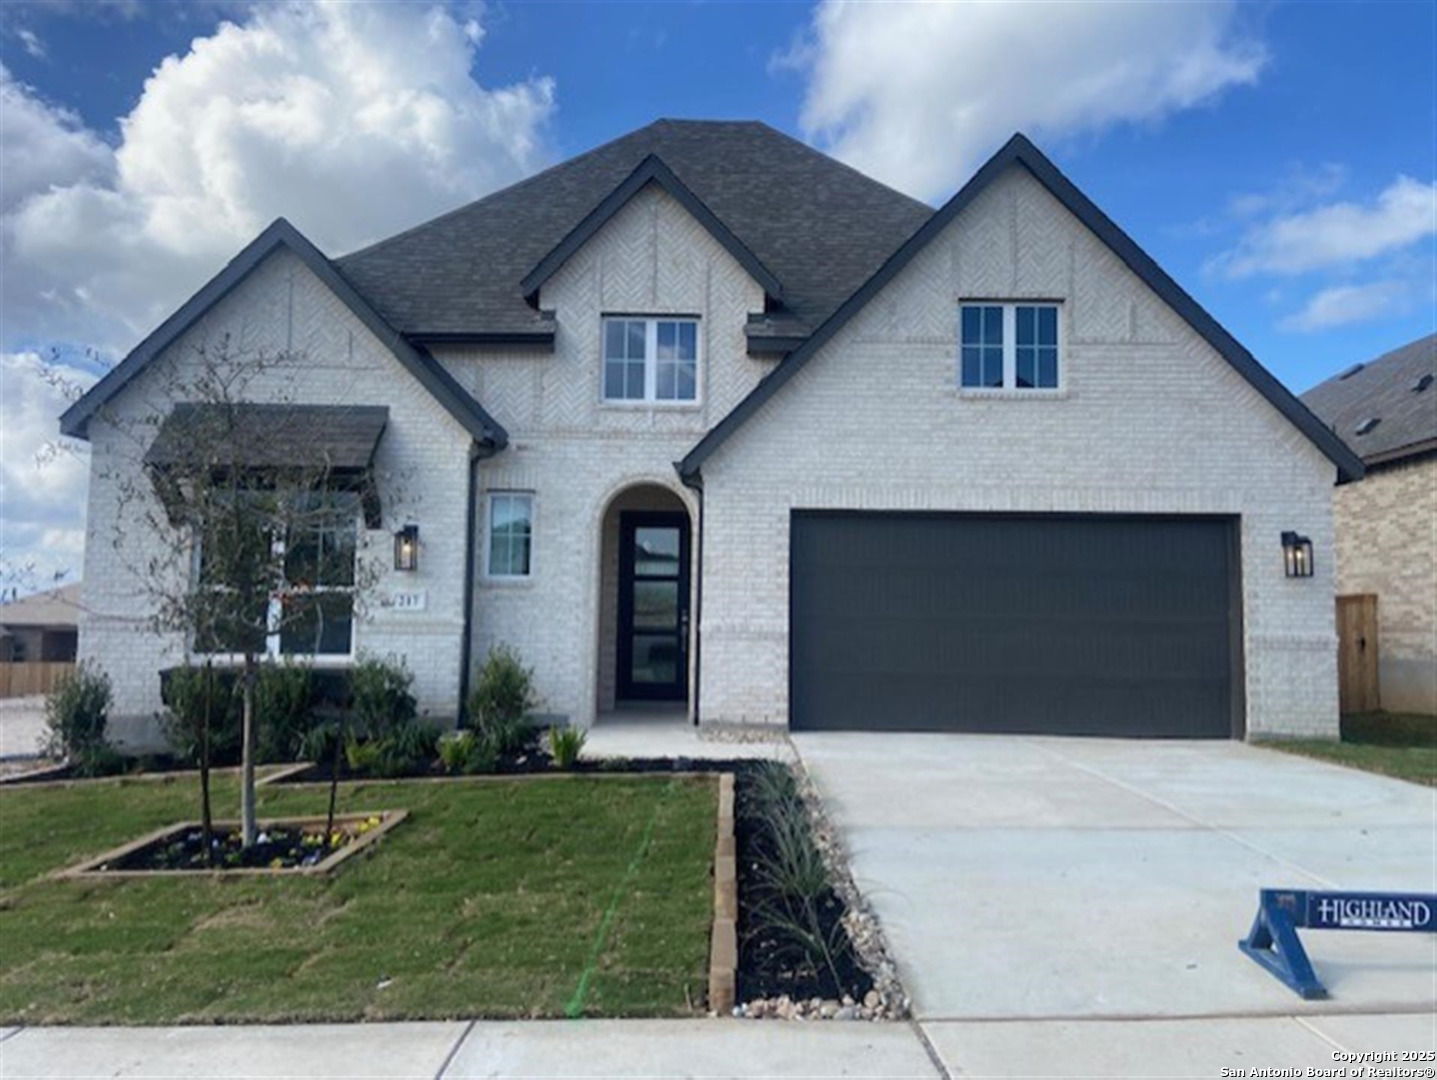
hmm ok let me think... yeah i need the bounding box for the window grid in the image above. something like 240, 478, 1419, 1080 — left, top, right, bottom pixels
487, 492, 533, 578
960, 303, 1061, 390
602, 317, 699, 403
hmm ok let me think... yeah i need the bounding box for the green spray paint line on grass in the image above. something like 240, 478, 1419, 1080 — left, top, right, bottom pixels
564, 779, 676, 1018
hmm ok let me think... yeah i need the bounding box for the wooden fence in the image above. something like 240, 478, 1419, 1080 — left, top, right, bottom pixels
1335, 594, 1380, 714
0, 662, 74, 699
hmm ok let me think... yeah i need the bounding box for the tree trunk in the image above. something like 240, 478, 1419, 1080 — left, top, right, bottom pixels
324, 715, 342, 851
240, 655, 258, 847
200, 661, 215, 867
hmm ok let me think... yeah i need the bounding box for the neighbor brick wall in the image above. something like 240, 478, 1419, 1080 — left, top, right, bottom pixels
697, 166, 1342, 739
79, 249, 475, 748
1332, 454, 1437, 714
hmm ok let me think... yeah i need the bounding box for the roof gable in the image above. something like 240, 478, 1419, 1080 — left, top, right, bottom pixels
335, 120, 932, 340
679, 134, 1364, 485
521, 154, 784, 304
59, 219, 507, 448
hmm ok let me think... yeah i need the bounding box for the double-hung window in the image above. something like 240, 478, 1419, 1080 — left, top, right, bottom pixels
602, 317, 699, 403
960, 303, 1060, 390
194, 491, 359, 659
487, 492, 533, 578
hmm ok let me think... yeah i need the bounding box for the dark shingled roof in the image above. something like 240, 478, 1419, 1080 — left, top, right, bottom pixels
335, 119, 934, 339
144, 403, 389, 472
1300, 334, 1437, 466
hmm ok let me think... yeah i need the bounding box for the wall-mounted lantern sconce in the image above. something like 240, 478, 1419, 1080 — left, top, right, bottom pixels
394, 524, 419, 572
1281, 531, 1313, 578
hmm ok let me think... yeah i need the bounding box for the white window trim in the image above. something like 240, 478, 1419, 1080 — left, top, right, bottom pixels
189, 514, 361, 665
958, 302, 1065, 395
484, 491, 535, 582
599, 316, 703, 407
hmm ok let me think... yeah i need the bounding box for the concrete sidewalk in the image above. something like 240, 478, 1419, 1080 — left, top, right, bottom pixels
3, 1013, 1433, 1078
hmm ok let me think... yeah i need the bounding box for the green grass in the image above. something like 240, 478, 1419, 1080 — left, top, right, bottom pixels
1264, 712, 1437, 786
0, 772, 717, 1024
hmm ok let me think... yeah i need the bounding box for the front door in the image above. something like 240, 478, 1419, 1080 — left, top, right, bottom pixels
617, 511, 690, 701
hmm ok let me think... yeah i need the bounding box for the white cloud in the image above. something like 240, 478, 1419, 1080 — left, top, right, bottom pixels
1212, 175, 1437, 279
2, 0, 556, 353
0, 0, 556, 584
784, 0, 1266, 200
1278, 281, 1413, 333
0, 352, 93, 588
16, 28, 46, 59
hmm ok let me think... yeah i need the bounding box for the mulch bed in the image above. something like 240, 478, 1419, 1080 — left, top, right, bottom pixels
103, 822, 356, 872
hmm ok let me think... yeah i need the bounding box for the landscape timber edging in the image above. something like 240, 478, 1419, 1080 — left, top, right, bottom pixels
709, 771, 737, 1014
50, 809, 409, 880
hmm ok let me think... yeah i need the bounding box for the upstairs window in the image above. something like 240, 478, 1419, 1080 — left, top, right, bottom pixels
602, 317, 699, 403
960, 303, 1061, 390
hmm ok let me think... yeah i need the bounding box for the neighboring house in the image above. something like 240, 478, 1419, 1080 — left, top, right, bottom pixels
61, 120, 1362, 744
0, 583, 81, 663
1301, 334, 1437, 715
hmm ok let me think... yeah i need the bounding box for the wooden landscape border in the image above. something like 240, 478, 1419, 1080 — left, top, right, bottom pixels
709, 772, 737, 1014
51, 809, 408, 880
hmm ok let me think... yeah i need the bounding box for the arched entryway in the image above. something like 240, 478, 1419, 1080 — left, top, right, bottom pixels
595, 482, 695, 719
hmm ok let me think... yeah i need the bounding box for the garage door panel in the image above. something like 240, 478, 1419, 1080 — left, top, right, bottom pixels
790, 513, 1237, 737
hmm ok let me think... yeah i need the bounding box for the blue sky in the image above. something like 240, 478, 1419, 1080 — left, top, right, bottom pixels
0, 0, 1433, 586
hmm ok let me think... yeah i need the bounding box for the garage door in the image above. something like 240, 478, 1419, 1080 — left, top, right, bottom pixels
790, 513, 1239, 737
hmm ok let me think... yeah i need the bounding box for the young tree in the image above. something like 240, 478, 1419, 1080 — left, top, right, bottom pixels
62, 336, 409, 846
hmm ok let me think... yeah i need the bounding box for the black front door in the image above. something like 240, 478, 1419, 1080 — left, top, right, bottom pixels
617, 512, 690, 701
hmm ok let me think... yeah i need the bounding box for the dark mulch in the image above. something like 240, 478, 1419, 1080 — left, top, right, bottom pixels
731, 761, 874, 1005
102, 823, 349, 872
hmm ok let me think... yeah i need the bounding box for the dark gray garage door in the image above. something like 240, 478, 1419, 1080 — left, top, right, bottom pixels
790, 513, 1240, 738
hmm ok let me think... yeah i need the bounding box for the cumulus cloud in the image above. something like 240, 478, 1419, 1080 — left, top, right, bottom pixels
783, 0, 1266, 200
2, 0, 555, 354
1277, 281, 1414, 333
0, 0, 556, 587
1210, 175, 1437, 279
0, 352, 94, 588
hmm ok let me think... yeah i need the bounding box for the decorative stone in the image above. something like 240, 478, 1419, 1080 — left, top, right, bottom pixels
863, 989, 880, 1009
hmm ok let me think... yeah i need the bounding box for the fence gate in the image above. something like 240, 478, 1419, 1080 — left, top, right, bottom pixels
1336, 594, 1379, 713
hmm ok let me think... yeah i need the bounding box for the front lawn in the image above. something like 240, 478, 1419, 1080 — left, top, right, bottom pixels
1265, 712, 1437, 786
0, 773, 716, 1024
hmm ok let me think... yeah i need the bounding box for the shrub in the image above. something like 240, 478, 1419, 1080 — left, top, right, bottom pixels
548, 725, 586, 770
160, 665, 243, 766
438, 730, 499, 775
44, 663, 120, 774
350, 655, 418, 739
468, 645, 538, 754
255, 661, 314, 763
344, 719, 439, 779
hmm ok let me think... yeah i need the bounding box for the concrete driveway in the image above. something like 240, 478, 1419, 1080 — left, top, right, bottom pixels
793, 733, 1436, 1025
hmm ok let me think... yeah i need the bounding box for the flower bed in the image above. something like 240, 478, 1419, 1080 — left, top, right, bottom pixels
54, 810, 407, 878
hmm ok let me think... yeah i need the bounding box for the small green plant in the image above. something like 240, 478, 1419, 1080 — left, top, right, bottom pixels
547, 725, 586, 770
161, 665, 242, 765
44, 663, 121, 775
255, 660, 314, 762
467, 645, 538, 755
350, 655, 418, 739
438, 731, 499, 775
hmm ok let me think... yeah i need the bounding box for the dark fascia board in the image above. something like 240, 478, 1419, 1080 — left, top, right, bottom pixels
410, 329, 556, 349
1360, 436, 1437, 469
520, 153, 785, 304
59, 218, 509, 451
679, 133, 1365, 485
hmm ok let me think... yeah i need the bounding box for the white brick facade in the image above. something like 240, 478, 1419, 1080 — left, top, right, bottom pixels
80, 249, 475, 746
697, 167, 1341, 738
79, 167, 1345, 743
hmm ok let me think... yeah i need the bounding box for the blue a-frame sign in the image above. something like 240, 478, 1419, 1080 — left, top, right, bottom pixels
1239, 889, 1436, 998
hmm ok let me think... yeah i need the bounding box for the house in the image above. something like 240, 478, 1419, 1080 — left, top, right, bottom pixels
0, 583, 81, 664
60, 120, 1362, 745
1301, 334, 1436, 715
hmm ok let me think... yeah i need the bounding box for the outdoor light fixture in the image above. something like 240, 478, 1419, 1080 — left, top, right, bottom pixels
1281, 531, 1313, 579
394, 524, 419, 572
